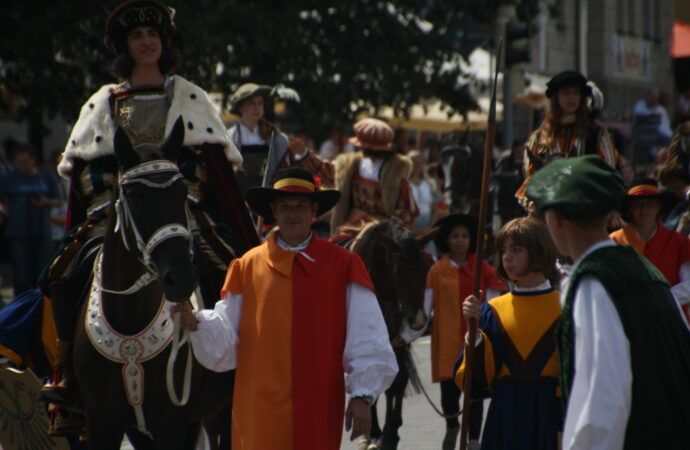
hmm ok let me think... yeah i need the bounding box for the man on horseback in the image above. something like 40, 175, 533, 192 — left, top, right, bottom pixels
40, 0, 258, 434
330, 118, 419, 232
173, 167, 398, 450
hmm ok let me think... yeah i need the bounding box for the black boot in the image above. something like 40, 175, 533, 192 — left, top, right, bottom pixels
442, 424, 459, 450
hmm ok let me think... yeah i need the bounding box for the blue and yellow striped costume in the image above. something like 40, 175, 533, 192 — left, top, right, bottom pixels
455, 286, 562, 450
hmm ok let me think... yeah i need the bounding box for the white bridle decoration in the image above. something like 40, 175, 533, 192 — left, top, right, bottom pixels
106, 160, 193, 295
86, 159, 197, 437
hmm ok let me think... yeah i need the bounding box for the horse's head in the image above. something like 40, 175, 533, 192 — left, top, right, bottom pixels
351, 221, 433, 337
111, 117, 198, 302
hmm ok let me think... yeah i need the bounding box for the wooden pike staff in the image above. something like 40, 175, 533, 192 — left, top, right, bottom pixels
459, 37, 503, 450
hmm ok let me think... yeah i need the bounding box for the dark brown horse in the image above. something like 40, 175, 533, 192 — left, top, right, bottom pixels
72, 119, 234, 449
439, 130, 484, 216
342, 220, 433, 449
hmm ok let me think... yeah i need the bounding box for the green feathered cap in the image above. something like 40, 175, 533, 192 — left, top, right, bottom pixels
525, 155, 626, 220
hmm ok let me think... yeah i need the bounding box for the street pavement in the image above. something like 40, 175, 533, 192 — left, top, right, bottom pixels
340, 335, 488, 450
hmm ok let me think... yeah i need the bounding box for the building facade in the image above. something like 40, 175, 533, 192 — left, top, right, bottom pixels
517, 0, 675, 133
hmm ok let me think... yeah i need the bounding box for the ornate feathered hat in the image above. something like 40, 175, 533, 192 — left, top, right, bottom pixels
104, 0, 177, 54
348, 118, 394, 151
229, 83, 301, 115
545, 70, 592, 99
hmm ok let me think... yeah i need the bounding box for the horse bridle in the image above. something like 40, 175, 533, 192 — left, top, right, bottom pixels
104, 160, 194, 295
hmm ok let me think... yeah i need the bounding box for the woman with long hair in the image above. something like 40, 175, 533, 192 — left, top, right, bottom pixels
516, 71, 618, 207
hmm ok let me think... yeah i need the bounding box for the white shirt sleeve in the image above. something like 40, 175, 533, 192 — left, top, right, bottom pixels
343, 282, 399, 398
188, 292, 243, 372
670, 261, 690, 306
563, 276, 632, 450
399, 288, 433, 343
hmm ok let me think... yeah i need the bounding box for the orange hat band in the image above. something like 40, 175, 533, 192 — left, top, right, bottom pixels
628, 184, 660, 197
273, 177, 316, 193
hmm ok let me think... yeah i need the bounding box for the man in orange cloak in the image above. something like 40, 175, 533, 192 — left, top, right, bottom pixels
174, 167, 397, 450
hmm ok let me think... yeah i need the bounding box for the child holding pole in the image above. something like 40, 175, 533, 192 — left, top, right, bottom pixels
456, 217, 562, 450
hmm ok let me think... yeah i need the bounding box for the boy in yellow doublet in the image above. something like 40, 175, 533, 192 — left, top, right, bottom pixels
456, 217, 563, 450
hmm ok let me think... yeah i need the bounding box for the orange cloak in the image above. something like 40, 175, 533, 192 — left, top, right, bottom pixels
221, 234, 373, 450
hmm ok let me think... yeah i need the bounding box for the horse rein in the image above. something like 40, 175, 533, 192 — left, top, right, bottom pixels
88, 159, 197, 437
105, 160, 193, 295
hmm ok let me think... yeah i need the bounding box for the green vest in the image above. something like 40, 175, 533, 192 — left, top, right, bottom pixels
560, 245, 690, 449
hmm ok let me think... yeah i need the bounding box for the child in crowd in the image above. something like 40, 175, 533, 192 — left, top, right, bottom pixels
425, 214, 505, 450
456, 217, 562, 450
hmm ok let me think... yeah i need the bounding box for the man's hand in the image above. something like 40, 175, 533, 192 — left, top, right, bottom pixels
170, 301, 198, 331
288, 136, 307, 156
462, 294, 481, 324
345, 397, 371, 441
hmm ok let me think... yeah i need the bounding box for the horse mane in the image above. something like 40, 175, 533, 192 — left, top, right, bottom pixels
349, 219, 425, 395
349, 220, 422, 267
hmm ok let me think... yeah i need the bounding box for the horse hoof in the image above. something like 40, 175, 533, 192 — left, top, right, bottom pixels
379, 435, 400, 450
357, 436, 371, 450
442, 425, 459, 450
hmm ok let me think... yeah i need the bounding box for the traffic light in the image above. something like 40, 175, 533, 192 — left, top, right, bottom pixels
505, 22, 535, 67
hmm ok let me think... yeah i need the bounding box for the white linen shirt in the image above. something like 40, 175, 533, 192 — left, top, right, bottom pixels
188, 234, 398, 399
560, 240, 631, 450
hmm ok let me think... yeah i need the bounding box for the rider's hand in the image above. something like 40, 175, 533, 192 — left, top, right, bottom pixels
345, 397, 372, 441
170, 301, 198, 331
391, 336, 407, 348
288, 136, 307, 156
462, 295, 482, 323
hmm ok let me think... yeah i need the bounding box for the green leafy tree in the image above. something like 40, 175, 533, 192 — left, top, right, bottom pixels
0, 0, 539, 154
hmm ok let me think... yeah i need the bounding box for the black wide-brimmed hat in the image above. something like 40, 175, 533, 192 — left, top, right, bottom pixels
621, 178, 677, 220
245, 168, 341, 222
432, 214, 478, 254
545, 70, 592, 98
229, 83, 272, 115
104, 0, 177, 54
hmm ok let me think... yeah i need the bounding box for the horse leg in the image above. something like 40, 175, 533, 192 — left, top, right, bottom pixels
125, 429, 155, 450
84, 411, 125, 450
203, 404, 231, 450
151, 422, 201, 450
380, 354, 409, 450
379, 390, 403, 450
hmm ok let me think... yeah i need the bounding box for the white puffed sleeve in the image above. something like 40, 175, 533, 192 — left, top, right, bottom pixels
343, 282, 398, 398
188, 292, 243, 372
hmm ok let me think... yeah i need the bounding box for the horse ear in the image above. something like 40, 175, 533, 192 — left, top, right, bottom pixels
375, 230, 399, 249
113, 127, 139, 170
461, 126, 470, 142
161, 116, 185, 162
416, 227, 439, 248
